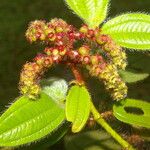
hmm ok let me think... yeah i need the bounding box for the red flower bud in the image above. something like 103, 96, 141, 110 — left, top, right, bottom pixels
44, 47, 52, 55
68, 50, 79, 60
87, 29, 95, 38
43, 56, 53, 67
83, 56, 90, 64
34, 54, 46, 65
96, 34, 111, 45
47, 33, 56, 41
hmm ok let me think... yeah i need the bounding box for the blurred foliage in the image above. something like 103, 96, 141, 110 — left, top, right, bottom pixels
0, 0, 149, 150
65, 130, 121, 150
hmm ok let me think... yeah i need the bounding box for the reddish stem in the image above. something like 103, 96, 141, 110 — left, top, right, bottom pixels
69, 64, 85, 85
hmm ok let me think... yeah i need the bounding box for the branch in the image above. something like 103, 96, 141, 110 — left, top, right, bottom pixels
90, 101, 136, 150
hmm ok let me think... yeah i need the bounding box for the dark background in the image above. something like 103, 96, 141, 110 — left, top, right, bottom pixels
0, 0, 150, 150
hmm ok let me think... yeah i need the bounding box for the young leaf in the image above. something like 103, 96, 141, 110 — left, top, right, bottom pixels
119, 70, 149, 83
41, 78, 68, 103
66, 85, 91, 133
102, 13, 150, 50
0, 92, 65, 146
113, 98, 150, 128
65, 0, 110, 28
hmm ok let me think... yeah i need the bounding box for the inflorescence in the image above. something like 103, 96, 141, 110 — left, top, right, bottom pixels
19, 19, 127, 100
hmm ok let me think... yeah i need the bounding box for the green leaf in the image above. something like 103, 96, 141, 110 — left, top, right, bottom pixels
0, 92, 65, 146
41, 78, 68, 103
20, 122, 69, 150
102, 13, 150, 50
113, 98, 150, 128
119, 70, 149, 83
65, 130, 121, 150
66, 85, 91, 133
65, 0, 110, 28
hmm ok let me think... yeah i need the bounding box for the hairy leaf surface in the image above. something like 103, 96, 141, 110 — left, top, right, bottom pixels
102, 13, 150, 50
21, 122, 69, 150
66, 85, 91, 133
65, 0, 109, 28
113, 99, 150, 128
0, 92, 65, 146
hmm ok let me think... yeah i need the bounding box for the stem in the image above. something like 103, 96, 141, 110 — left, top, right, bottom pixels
70, 64, 85, 85
91, 102, 136, 150
70, 65, 135, 150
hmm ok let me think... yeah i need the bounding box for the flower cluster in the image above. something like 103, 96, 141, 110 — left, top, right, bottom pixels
19, 62, 43, 99
20, 19, 128, 100
80, 25, 127, 70
19, 47, 65, 99
26, 19, 82, 48
77, 47, 127, 100
96, 34, 127, 70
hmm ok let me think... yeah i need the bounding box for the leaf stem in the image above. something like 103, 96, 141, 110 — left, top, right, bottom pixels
90, 101, 136, 150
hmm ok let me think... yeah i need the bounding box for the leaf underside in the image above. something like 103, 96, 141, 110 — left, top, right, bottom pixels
113, 98, 150, 128
66, 85, 91, 133
102, 13, 150, 50
65, 0, 109, 28
41, 78, 68, 103
0, 92, 65, 146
